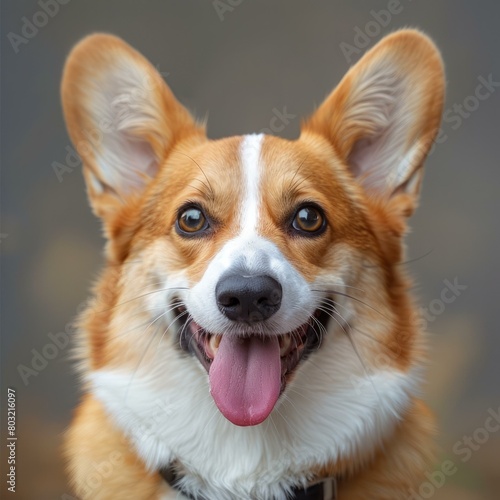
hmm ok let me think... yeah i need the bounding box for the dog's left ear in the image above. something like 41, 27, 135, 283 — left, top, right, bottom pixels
303, 29, 445, 218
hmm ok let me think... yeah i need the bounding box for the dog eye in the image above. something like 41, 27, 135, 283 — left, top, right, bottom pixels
292, 206, 325, 234
177, 207, 208, 234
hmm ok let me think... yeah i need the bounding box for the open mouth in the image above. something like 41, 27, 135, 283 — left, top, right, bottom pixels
175, 305, 331, 427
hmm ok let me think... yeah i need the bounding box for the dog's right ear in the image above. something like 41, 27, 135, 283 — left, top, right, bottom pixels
61, 34, 203, 220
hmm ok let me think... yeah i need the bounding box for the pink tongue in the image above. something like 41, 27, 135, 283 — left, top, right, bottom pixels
209, 335, 281, 426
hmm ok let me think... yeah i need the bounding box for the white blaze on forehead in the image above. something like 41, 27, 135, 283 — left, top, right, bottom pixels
239, 134, 264, 235
188, 133, 316, 337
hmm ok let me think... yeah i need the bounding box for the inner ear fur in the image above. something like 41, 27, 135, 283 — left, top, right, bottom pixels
61, 33, 204, 222
302, 29, 445, 216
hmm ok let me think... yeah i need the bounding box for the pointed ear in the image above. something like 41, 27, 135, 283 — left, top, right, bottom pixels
61, 34, 204, 219
303, 30, 445, 217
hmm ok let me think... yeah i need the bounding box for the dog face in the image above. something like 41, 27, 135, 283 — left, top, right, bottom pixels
136, 133, 384, 426
62, 29, 444, 485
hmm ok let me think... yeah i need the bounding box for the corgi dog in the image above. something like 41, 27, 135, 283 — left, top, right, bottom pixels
62, 29, 445, 499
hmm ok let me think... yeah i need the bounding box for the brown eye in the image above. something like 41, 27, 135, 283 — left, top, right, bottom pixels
177, 207, 208, 234
292, 206, 325, 234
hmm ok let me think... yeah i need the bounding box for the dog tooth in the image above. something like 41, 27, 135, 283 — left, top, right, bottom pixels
209, 335, 221, 354
280, 334, 292, 357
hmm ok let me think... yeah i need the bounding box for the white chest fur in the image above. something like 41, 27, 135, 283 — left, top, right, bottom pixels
89, 332, 419, 500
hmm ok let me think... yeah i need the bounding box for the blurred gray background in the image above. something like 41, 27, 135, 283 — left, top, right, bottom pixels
1, 1, 499, 498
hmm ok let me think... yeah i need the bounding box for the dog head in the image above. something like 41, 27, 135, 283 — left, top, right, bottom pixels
62, 30, 444, 430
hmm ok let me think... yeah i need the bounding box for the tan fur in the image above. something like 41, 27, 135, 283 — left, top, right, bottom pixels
62, 29, 445, 499
65, 394, 163, 499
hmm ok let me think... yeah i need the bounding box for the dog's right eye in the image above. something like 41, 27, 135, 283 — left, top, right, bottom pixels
176, 207, 208, 235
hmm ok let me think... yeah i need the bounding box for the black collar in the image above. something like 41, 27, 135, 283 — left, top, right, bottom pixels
159, 464, 337, 500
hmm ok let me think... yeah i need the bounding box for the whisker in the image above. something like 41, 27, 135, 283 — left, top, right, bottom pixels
324, 307, 385, 408
290, 298, 391, 410
187, 184, 208, 198
178, 314, 194, 352
175, 152, 215, 201
321, 299, 392, 349
311, 289, 391, 321
311, 284, 366, 293
267, 410, 282, 445
363, 248, 434, 268
94, 287, 189, 315
288, 172, 314, 193
199, 392, 226, 437
309, 314, 327, 347
287, 386, 319, 406
106, 302, 184, 341
105, 258, 144, 268
106, 316, 164, 342
119, 279, 174, 295
317, 299, 395, 355
124, 322, 163, 403
152, 309, 190, 361
284, 158, 306, 193
124, 307, 190, 403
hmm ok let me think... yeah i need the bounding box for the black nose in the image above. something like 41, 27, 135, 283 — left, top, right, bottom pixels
215, 274, 282, 323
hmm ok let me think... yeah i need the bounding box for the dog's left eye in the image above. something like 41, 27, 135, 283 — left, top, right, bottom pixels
292, 205, 325, 234
176, 207, 208, 234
